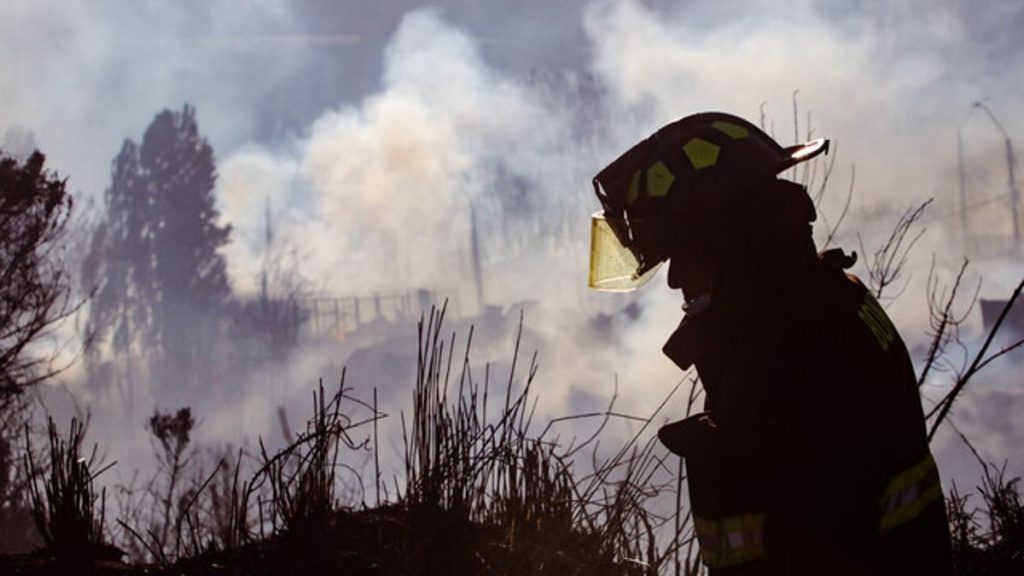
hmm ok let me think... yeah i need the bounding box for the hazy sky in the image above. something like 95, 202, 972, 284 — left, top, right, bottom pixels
3, 0, 1023, 260
3, 0, 1023, 491
4, 1, 1023, 223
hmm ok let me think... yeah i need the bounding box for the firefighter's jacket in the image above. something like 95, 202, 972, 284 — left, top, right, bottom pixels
658, 251, 954, 575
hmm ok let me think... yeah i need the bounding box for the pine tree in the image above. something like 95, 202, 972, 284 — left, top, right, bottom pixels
88, 105, 231, 404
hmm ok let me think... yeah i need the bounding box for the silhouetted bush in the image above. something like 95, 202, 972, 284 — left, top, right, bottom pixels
949, 464, 1024, 575
23, 417, 117, 565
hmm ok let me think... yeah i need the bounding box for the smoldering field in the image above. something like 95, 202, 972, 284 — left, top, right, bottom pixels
2, 0, 1024, 560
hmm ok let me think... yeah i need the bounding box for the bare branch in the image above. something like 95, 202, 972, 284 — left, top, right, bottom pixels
927, 278, 1024, 440
864, 199, 933, 301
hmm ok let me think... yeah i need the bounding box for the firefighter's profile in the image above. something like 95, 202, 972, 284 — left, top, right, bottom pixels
589, 112, 954, 574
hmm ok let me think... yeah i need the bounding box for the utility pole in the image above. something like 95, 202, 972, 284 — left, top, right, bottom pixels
973, 101, 1021, 249
470, 202, 485, 313
261, 196, 273, 305
957, 131, 968, 240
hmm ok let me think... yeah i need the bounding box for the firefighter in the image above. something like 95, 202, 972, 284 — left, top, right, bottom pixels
588, 112, 954, 575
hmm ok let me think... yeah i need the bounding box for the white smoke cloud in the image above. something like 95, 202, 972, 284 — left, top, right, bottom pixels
220, 9, 587, 300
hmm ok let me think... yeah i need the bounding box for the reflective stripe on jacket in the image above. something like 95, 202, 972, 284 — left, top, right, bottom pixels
691, 451, 941, 569
694, 513, 767, 568
878, 452, 943, 533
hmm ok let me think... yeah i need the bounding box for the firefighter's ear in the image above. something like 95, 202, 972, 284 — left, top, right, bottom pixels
770, 179, 816, 224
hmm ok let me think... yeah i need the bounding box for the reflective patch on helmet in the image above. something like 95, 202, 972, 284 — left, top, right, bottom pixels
712, 121, 749, 140
646, 161, 674, 197
683, 138, 721, 170
626, 169, 641, 206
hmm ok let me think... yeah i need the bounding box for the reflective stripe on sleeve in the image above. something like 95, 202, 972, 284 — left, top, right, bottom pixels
878, 452, 943, 533
694, 513, 767, 567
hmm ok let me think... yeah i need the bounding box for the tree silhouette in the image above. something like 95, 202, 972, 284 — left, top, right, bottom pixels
88, 105, 231, 405
0, 150, 76, 408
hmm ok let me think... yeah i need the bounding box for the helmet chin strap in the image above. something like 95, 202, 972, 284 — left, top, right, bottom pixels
677, 262, 716, 317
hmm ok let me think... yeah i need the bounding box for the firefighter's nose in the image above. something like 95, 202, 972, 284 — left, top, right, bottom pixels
667, 257, 683, 290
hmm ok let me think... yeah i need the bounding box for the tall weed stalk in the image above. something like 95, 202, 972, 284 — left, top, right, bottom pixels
24, 417, 113, 562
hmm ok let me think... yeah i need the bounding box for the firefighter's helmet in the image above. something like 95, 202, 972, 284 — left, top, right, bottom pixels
588, 112, 829, 291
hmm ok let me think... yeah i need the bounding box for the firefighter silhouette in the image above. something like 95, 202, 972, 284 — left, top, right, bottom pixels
588, 112, 953, 575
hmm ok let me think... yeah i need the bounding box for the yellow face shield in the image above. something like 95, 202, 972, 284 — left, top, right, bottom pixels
588, 212, 663, 291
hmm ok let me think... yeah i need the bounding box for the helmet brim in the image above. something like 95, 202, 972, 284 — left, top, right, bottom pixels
778, 138, 830, 172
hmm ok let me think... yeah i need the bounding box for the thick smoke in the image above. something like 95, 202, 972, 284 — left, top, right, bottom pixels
2, 0, 1023, 499
221, 10, 582, 298
212, 12, 646, 460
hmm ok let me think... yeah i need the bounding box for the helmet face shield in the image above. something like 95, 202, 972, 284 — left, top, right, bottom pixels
588, 212, 663, 291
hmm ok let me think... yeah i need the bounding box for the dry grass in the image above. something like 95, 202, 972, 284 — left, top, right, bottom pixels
948, 463, 1024, 574
15, 300, 1023, 575
106, 302, 695, 575
396, 303, 694, 575
23, 417, 116, 565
